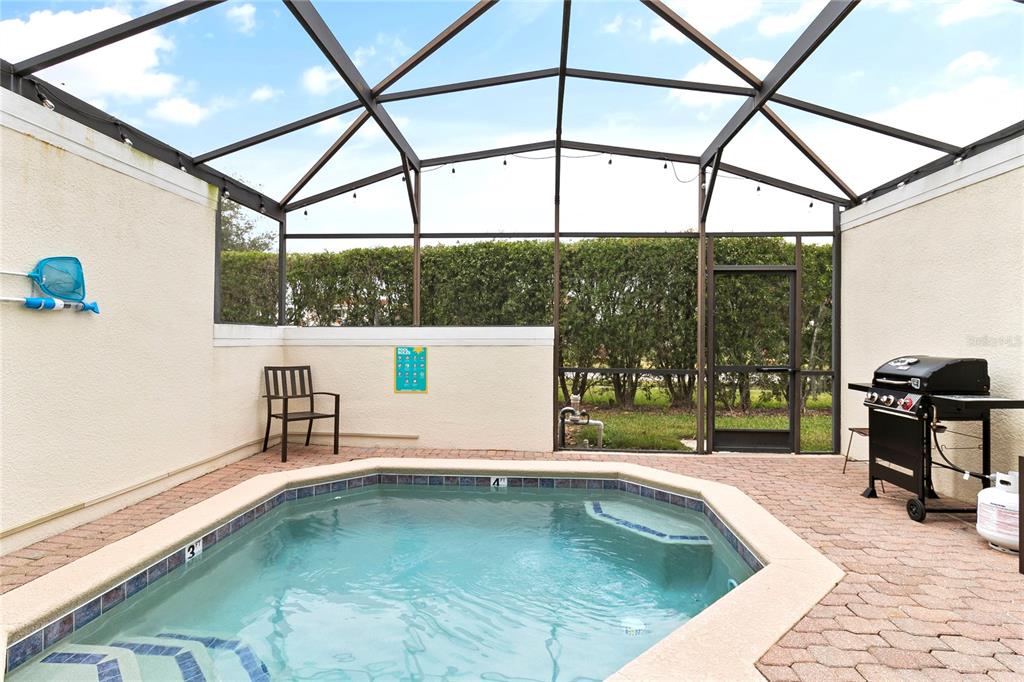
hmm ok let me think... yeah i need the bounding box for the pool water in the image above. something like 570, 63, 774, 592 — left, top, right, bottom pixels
13, 487, 753, 681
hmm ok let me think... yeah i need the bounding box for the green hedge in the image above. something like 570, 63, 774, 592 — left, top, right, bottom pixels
220, 237, 832, 408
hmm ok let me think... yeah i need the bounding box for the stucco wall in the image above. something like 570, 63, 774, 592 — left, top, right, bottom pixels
840, 144, 1024, 501
288, 340, 552, 453
214, 326, 555, 453
0, 92, 283, 551
1, 93, 555, 551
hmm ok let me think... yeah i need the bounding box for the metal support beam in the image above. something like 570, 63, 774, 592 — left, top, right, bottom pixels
761, 105, 857, 201
858, 120, 1024, 203
286, 166, 405, 211
195, 101, 362, 165
772, 95, 959, 155
412, 170, 422, 326
832, 204, 842, 455
700, 0, 859, 166
281, 111, 370, 206
402, 157, 420, 225
379, 69, 559, 103
719, 161, 851, 206
566, 69, 957, 155
639, 0, 761, 88
0, 60, 284, 220
566, 68, 753, 97
696, 169, 707, 453
699, 151, 721, 224
284, 0, 421, 169
375, 0, 498, 93
561, 140, 698, 164
553, 0, 571, 447
287, 137, 852, 213
278, 215, 287, 325
423, 140, 557, 167
13, 0, 225, 76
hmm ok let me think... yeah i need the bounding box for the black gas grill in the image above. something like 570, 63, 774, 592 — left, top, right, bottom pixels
849, 356, 1001, 522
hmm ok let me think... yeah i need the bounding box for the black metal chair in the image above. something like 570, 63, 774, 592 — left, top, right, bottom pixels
262, 366, 339, 462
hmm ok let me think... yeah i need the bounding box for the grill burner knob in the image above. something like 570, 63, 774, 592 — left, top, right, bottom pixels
866, 392, 879, 403
881, 395, 895, 406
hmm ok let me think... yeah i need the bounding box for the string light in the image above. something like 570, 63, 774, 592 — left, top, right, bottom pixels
303, 209, 308, 216
663, 162, 667, 169
352, 192, 357, 199
222, 187, 230, 199
503, 158, 507, 166
607, 157, 613, 165
756, 185, 761, 192
451, 167, 456, 174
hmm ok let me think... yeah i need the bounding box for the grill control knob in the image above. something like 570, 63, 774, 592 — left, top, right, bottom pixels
866, 392, 878, 403
881, 395, 895, 406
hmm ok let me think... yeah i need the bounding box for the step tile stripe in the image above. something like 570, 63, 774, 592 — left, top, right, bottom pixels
109, 642, 204, 682
40, 652, 123, 682
158, 633, 270, 682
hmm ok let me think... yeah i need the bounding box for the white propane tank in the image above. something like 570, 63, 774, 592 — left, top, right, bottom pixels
977, 471, 1019, 552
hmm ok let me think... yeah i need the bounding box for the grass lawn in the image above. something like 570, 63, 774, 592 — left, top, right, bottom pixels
564, 386, 833, 452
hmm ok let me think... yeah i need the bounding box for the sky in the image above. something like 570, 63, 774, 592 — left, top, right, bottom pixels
1, 0, 1022, 249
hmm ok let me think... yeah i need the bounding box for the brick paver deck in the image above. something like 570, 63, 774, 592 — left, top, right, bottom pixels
2, 447, 1021, 681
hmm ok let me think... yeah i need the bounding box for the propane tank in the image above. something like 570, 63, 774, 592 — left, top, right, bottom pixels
977, 471, 1019, 552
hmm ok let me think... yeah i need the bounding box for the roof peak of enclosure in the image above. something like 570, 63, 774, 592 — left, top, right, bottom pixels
2, 0, 1021, 219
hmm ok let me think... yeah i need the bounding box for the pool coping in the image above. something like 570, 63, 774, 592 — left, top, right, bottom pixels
0, 458, 843, 681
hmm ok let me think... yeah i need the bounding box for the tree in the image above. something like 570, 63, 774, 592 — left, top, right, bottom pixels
220, 199, 274, 252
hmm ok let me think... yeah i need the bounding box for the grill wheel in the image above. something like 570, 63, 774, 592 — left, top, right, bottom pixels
906, 498, 927, 522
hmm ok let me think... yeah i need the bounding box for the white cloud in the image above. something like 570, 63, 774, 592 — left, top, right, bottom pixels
601, 15, 624, 34
302, 65, 342, 95
249, 85, 282, 102
867, 75, 1024, 146
0, 7, 178, 102
649, 0, 761, 41
353, 45, 377, 68
669, 57, 775, 108
315, 117, 346, 136
147, 96, 213, 125
937, 0, 1016, 26
226, 3, 256, 34
757, 0, 828, 37
946, 50, 999, 77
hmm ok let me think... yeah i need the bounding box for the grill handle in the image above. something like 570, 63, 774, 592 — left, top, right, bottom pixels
875, 377, 913, 386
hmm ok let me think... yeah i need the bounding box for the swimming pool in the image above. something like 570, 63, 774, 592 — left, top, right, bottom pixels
7, 481, 756, 681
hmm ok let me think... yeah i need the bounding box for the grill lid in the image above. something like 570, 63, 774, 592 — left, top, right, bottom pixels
874, 356, 989, 394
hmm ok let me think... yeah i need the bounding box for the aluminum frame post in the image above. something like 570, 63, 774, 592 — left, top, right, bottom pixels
552, 0, 571, 448
278, 216, 287, 326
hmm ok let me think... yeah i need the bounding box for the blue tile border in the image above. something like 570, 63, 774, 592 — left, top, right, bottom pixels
5, 471, 763, 674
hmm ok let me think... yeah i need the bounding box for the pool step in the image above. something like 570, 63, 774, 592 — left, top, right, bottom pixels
586, 500, 713, 545
16, 644, 141, 681
157, 633, 270, 682
108, 636, 217, 682
8, 633, 270, 681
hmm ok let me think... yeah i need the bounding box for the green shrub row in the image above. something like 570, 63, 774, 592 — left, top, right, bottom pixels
220, 237, 832, 408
